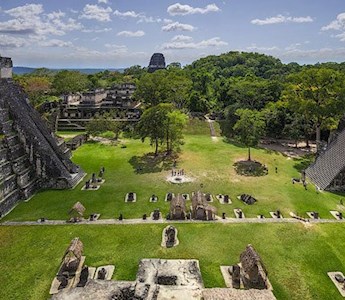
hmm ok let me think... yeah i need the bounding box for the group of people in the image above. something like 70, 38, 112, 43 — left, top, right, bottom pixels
171, 169, 185, 176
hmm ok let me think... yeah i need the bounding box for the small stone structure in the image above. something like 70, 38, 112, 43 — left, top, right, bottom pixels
65, 134, 88, 150
191, 191, 217, 220
239, 194, 257, 205
169, 193, 186, 220
68, 202, 86, 222
161, 225, 179, 248
239, 244, 269, 289
125, 192, 136, 202
328, 272, 345, 297
270, 210, 283, 219
50, 237, 86, 295
0, 57, 12, 78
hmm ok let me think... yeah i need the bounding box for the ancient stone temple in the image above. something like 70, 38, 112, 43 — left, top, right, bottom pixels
191, 191, 217, 220
170, 193, 186, 220
148, 53, 166, 73
0, 57, 85, 217
306, 127, 345, 191
239, 244, 269, 289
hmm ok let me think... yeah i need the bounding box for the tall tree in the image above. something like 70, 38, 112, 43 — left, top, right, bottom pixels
86, 113, 122, 139
283, 68, 345, 152
136, 104, 187, 155
233, 109, 266, 161
52, 70, 89, 94
136, 104, 168, 155
165, 110, 188, 153
134, 69, 191, 109
15, 75, 52, 107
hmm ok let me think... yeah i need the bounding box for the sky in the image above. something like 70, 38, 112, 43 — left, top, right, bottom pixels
0, 0, 345, 68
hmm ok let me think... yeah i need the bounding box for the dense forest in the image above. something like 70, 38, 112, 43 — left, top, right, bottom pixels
14, 51, 345, 149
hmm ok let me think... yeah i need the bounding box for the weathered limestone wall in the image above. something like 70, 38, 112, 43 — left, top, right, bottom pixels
0, 57, 13, 79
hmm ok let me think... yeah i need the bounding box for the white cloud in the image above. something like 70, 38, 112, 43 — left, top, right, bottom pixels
335, 32, 345, 42
171, 35, 193, 42
162, 22, 196, 32
104, 44, 128, 54
322, 12, 345, 31
5, 3, 43, 18
114, 10, 140, 18
167, 3, 220, 16
82, 27, 112, 33
162, 37, 227, 49
0, 34, 27, 48
0, 4, 82, 38
137, 16, 162, 24
113, 10, 162, 24
98, 0, 108, 3
246, 44, 280, 51
80, 4, 112, 22
251, 14, 314, 25
117, 30, 145, 37
39, 39, 73, 47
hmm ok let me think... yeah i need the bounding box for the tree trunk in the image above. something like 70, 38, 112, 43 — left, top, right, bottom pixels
155, 138, 158, 156
316, 125, 321, 153
248, 147, 251, 161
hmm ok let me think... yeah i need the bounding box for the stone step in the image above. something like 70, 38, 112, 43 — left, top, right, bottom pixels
0, 188, 21, 217
4, 134, 20, 148
17, 168, 37, 188
0, 161, 13, 180
0, 174, 18, 197
20, 177, 40, 200
7, 144, 25, 160
67, 169, 86, 189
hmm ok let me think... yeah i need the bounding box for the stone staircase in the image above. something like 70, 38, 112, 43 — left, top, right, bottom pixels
306, 129, 345, 190
0, 74, 85, 217
0, 106, 40, 216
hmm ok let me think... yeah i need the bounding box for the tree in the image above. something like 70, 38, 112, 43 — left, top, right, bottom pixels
134, 70, 168, 107
52, 70, 89, 94
134, 69, 192, 109
233, 109, 266, 161
86, 113, 122, 139
165, 69, 192, 109
136, 104, 187, 155
165, 110, 188, 153
15, 75, 52, 107
136, 104, 168, 155
283, 68, 345, 152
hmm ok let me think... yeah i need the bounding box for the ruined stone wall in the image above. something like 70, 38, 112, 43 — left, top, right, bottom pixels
0, 57, 13, 79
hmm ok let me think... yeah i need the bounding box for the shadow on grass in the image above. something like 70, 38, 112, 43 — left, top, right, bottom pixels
129, 152, 176, 174
293, 154, 315, 172
222, 137, 247, 149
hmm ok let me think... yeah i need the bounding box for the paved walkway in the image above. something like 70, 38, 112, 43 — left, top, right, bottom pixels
205, 115, 218, 141
2, 217, 345, 226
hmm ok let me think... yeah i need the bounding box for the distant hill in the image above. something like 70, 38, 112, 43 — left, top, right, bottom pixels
13, 66, 126, 75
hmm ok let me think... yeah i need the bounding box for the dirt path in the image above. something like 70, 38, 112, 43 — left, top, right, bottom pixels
2, 217, 344, 227
205, 115, 218, 141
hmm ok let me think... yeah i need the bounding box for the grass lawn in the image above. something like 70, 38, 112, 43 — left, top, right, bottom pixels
1, 119, 345, 299
1, 223, 345, 300
3, 119, 344, 221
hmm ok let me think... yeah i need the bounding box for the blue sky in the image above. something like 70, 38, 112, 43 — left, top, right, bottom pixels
0, 0, 345, 68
